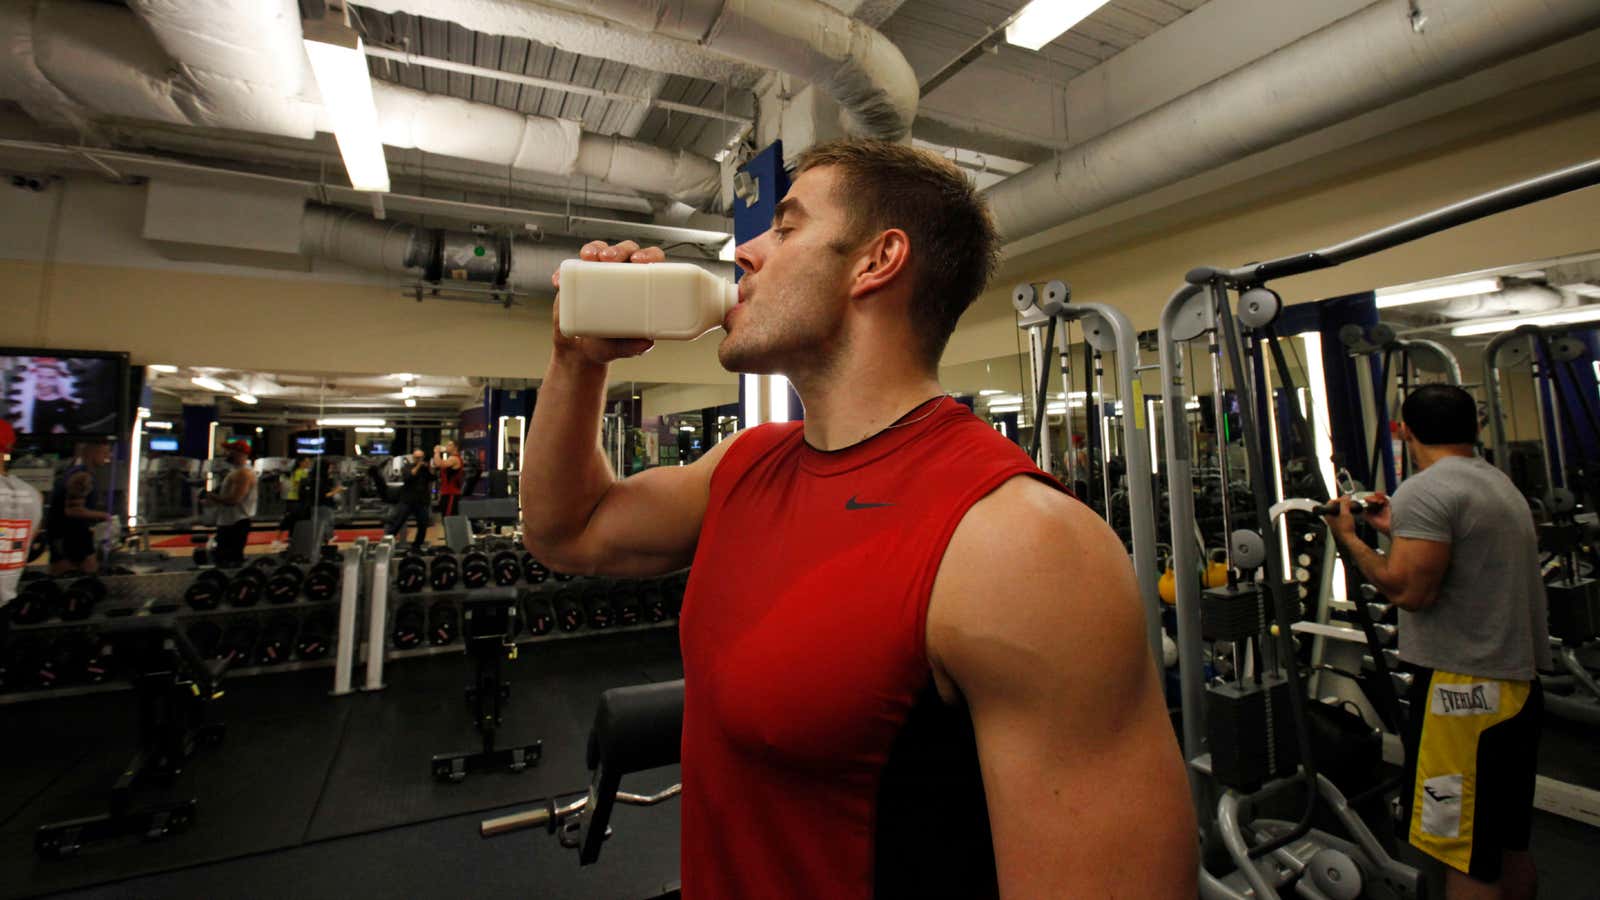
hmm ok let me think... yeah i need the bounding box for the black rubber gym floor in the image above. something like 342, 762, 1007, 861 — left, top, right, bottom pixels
0, 628, 685, 900
5, 628, 1597, 899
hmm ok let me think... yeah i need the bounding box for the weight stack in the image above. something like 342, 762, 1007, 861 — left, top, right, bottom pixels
1200, 584, 1273, 643
1205, 674, 1299, 792
1547, 577, 1600, 643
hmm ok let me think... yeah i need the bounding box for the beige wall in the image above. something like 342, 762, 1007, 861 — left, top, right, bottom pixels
641, 382, 738, 419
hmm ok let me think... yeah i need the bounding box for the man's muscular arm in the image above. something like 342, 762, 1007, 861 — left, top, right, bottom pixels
927, 477, 1197, 897
520, 240, 739, 579
1325, 497, 1448, 611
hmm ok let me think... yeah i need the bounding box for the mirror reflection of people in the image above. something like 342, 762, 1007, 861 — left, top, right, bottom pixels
275, 456, 314, 545
47, 439, 113, 575
384, 449, 433, 551
434, 440, 463, 519
0, 421, 45, 645
202, 440, 257, 567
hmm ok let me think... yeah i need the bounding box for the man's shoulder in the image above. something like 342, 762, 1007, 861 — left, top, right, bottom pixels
944, 475, 1105, 576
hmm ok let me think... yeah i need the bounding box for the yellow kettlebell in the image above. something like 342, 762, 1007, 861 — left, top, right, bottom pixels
1158, 560, 1230, 605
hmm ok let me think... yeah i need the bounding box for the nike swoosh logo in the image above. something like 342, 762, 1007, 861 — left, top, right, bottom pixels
845, 496, 894, 511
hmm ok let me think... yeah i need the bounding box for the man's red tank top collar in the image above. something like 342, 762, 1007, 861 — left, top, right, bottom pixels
796, 395, 964, 478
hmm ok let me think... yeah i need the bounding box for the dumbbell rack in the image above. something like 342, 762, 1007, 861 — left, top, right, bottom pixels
2, 547, 365, 705
360, 538, 684, 691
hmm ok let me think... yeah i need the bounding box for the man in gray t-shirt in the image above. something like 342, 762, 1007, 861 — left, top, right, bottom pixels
1326, 384, 1546, 899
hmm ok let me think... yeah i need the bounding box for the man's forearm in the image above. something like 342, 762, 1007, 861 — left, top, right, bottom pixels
521, 353, 617, 548
1333, 532, 1411, 608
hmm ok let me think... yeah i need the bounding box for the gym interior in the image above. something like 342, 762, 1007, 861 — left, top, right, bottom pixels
2, 1, 1599, 898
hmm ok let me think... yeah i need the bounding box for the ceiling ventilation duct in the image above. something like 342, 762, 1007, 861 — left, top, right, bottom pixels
0, 1, 721, 208
369, 0, 918, 141
1435, 283, 1568, 319
983, 0, 1600, 243
298, 206, 733, 294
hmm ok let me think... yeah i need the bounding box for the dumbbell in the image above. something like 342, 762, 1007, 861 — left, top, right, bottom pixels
492, 551, 521, 587
304, 561, 340, 602
614, 584, 641, 627
220, 621, 259, 665
39, 634, 98, 687
524, 593, 554, 636
266, 564, 305, 604
226, 568, 267, 607
584, 588, 615, 630
521, 553, 548, 584
58, 577, 105, 621
11, 578, 62, 624
257, 615, 297, 665
641, 583, 669, 623
188, 621, 224, 660
461, 551, 492, 590
296, 610, 336, 660
249, 556, 280, 575
82, 635, 117, 684
395, 552, 427, 594
428, 601, 458, 645
185, 569, 229, 611
392, 602, 425, 650
552, 570, 574, 583
553, 589, 584, 632
430, 554, 460, 591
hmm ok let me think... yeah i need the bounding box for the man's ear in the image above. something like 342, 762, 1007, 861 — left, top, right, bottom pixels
849, 228, 911, 300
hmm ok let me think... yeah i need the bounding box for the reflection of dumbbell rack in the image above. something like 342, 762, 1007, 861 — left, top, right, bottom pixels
2, 551, 354, 704
375, 544, 686, 670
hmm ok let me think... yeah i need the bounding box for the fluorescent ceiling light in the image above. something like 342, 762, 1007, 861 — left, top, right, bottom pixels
1375, 277, 1500, 309
719, 238, 736, 263
255, 427, 264, 434
234, 393, 258, 405
391, 373, 416, 381
355, 426, 396, 434
192, 376, 228, 392
989, 404, 1023, 414
679, 425, 695, 432
1563, 283, 1600, 299
978, 389, 1006, 396
1450, 305, 1600, 337
404, 397, 417, 408
148, 364, 178, 374
1005, 0, 1110, 51
304, 32, 390, 192
143, 421, 173, 431
318, 417, 386, 427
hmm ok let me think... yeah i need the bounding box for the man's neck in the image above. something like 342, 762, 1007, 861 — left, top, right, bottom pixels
789, 350, 945, 451
1412, 443, 1475, 471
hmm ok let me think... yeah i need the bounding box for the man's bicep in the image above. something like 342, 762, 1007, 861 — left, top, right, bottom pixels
1389, 536, 1450, 609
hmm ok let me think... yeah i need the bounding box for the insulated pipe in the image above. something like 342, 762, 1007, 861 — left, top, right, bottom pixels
371, 83, 721, 208
530, 0, 919, 140
128, 0, 320, 138
985, 0, 1600, 242
356, 0, 766, 89
298, 206, 733, 292
0, 2, 721, 208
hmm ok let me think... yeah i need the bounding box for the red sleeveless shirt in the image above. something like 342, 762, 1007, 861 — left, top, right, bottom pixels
679, 398, 1063, 899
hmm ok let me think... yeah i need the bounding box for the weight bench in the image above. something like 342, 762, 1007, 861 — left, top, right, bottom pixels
35, 622, 231, 859
481, 679, 685, 897
430, 588, 543, 781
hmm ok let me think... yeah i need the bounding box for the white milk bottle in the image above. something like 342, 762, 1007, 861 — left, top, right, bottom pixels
557, 259, 738, 340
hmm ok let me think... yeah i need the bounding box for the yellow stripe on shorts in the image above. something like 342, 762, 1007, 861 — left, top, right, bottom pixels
1409, 670, 1531, 873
